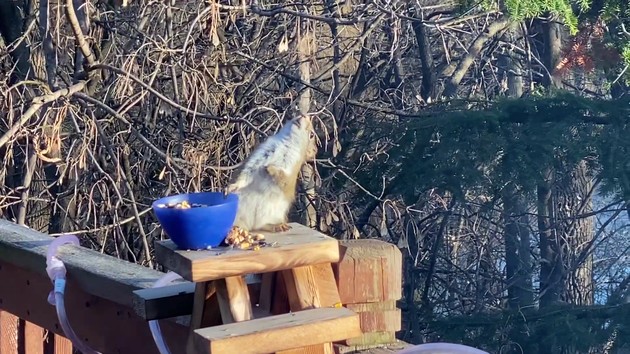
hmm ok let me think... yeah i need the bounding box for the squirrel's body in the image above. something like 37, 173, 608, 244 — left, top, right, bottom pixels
226, 115, 317, 232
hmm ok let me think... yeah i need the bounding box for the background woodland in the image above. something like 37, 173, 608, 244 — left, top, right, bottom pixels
1, 0, 630, 352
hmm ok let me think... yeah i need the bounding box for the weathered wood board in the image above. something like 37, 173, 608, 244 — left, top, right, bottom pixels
344, 332, 398, 347
192, 308, 362, 354
0, 310, 19, 354
279, 263, 344, 354
355, 309, 401, 333
345, 301, 398, 312
132, 282, 195, 320
282, 263, 342, 310
333, 240, 402, 304
345, 301, 401, 333
215, 276, 253, 323
155, 223, 340, 282
334, 341, 412, 354
24, 320, 47, 354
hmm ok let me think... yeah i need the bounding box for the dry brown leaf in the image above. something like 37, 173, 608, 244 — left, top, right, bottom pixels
158, 166, 166, 180
352, 226, 360, 239
212, 30, 220, 46
333, 139, 341, 157
278, 35, 289, 53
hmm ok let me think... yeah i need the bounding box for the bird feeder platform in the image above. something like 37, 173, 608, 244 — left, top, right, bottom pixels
154, 223, 362, 354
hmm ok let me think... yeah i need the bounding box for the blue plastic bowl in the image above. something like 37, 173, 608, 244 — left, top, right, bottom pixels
152, 192, 239, 250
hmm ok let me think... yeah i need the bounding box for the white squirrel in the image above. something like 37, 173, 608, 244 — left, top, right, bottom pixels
225, 114, 317, 232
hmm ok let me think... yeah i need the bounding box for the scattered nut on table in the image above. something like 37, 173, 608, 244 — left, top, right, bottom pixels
223, 226, 269, 251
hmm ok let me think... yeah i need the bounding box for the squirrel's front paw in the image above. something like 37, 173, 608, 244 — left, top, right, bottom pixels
266, 165, 284, 178
266, 165, 289, 187
224, 184, 239, 196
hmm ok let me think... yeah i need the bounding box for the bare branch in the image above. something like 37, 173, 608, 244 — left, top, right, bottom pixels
442, 18, 511, 97
89, 63, 267, 136
64, 0, 96, 66
74, 93, 241, 171
0, 81, 87, 150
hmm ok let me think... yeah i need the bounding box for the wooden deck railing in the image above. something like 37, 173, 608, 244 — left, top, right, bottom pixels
0, 219, 405, 354
0, 311, 72, 354
0, 219, 192, 354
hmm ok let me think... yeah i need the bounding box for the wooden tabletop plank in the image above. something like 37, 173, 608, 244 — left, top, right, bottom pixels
155, 223, 340, 282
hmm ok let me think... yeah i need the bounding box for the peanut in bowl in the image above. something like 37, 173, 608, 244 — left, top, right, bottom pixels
152, 192, 239, 250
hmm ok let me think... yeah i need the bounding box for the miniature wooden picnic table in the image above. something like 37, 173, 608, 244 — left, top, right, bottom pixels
154, 223, 361, 354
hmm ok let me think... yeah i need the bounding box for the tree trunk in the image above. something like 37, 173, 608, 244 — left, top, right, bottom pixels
0, 0, 31, 83
503, 185, 533, 308
534, 16, 596, 353
499, 25, 535, 353
554, 160, 595, 305
442, 18, 510, 98
500, 24, 532, 310
538, 167, 563, 308
411, 8, 436, 102
540, 17, 563, 88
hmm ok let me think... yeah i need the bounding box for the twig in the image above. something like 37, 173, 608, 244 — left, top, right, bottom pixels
322, 158, 386, 202
249, 3, 375, 25
312, 13, 385, 82
74, 93, 241, 171
0, 81, 87, 150
184, 1, 375, 29
17, 148, 38, 225
49, 207, 153, 236
89, 111, 154, 268
39, 0, 58, 88
64, 0, 97, 66
442, 17, 511, 97
3, 12, 38, 54
89, 63, 266, 136
66, 111, 129, 224
234, 50, 453, 119
182, 4, 214, 54
611, 64, 629, 86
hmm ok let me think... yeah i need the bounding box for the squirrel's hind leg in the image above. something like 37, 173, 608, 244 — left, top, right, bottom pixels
257, 223, 292, 233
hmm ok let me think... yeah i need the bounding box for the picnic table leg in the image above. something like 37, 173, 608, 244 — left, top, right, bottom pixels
278, 263, 342, 354
187, 281, 221, 353
216, 275, 254, 323
258, 272, 276, 313
187, 276, 254, 353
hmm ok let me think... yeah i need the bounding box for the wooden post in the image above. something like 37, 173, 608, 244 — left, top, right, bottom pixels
0, 311, 19, 354
0, 312, 73, 354
23, 321, 44, 354
332, 240, 403, 352
53, 335, 73, 354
